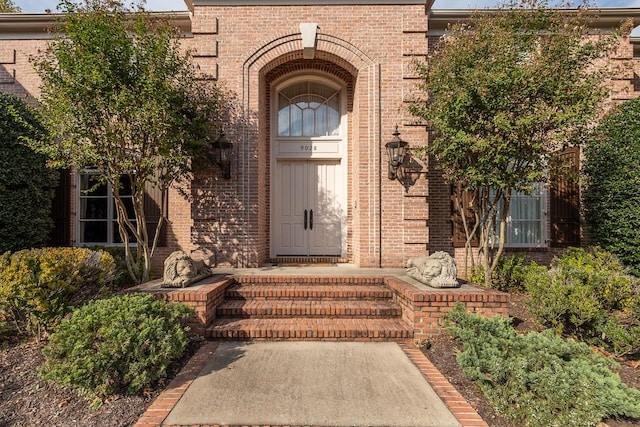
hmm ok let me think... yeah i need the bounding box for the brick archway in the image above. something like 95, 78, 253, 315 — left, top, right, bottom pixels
237, 31, 383, 266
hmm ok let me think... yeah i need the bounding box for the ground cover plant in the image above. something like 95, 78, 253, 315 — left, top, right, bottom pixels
442, 303, 640, 427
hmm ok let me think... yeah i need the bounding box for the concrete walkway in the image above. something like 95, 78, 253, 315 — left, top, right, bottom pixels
135, 340, 488, 427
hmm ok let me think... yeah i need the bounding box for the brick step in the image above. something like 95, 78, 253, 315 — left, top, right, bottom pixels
225, 284, 393, 300
216, 299, 402, 318
205, 317, 413, 341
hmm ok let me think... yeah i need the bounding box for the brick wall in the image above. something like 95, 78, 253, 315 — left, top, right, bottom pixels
0, 39, 47, 100
3, 9, 640, 271
186, 3, 430, 267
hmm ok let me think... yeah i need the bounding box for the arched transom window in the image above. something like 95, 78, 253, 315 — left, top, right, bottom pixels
277, 81, 340, 137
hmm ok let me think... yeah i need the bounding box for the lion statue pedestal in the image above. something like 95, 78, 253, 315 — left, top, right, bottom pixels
161, 250, 212, 288
406, 251, 460, 288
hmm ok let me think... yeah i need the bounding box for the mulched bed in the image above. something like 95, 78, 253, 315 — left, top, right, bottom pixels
1, 292, 639, 426
0, 334, 203, 427
422, 293, 640, 427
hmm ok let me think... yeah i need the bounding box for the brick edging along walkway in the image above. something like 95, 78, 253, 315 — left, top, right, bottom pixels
134, 340, 488, 427
398, 341, 489, 427
134, 341, 220, 427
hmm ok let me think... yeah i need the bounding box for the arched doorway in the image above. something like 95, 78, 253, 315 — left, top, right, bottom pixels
270, 75, 348, 258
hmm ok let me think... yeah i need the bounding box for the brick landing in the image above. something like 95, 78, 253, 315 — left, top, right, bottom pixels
133, 273, 509, 340
134, 340, 489, 427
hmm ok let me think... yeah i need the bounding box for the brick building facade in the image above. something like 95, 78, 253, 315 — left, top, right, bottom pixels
2, 2, 640, 273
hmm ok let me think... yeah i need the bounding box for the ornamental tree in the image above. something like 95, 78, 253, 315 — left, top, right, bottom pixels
32, 0, 225, 284
410, 0, 625, 286
583, 98, 640, 277
0, 0, 20, 12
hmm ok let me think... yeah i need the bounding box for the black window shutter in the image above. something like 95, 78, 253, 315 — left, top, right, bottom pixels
549, 147, 580, 247
144, 182, 167, 247
451, 186, 479, 248
49, 168, 71, 247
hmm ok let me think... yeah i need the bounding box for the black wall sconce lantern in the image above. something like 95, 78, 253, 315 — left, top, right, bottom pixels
209, 133, 233, 180
385, 125, 409, 180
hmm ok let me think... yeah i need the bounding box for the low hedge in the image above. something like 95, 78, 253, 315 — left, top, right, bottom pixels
41, 294, 194, 397
0, 247, 116, 337
525, 247, 640, 356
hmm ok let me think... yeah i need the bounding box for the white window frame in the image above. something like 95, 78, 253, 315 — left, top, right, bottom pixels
75, 170, 136, 247
501, 184, 548, 248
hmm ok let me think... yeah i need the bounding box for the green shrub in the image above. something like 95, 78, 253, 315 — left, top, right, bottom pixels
442, 304, 640, 426
471, 254, 534, 292
89, 246, 141, 289
41, 294, 193, 397
0, 92, 58, 253
583, 97, 640, 276
524, 247, 640, 355
0, 247, 116, 336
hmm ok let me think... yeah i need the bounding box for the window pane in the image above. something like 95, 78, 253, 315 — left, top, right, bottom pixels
80, 175, 107, 196
80, 220, 108, 243
113, 221, 135, 243
277, 81, 341, 137
278, 104, 290, 136
328, 96, 340, 136
291, 105, 302, 136
114, 197, 136, 220
118, 176, 133, 196
81, 198, 107, 220
302, 108, 315, 137
316, 104, 327, 136
506, 185, 544, 246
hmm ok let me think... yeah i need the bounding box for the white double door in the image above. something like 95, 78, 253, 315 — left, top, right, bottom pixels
274, 160, 343, 256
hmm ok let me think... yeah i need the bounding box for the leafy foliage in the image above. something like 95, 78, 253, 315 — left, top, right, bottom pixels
410, 0, 626, 286
443, 304, 640, 426
0, 92, 57, 253
0, 247, 116, 337
0, 0, 20, 12
41, 294, 194, 397
471, 253, 532, 292
31, 0, 226, 284
583, 97, 640, 276
525, 247, 640, 356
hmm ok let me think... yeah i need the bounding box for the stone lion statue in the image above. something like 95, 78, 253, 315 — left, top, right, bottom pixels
161, 250, 212, 288
406, 251, 459, 288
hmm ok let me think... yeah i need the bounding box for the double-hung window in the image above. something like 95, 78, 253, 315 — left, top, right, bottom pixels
77, 172, 136, 246
502, 184, 547, 247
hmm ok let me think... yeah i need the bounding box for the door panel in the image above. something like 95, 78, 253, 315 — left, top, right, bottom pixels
308, 162, 341, 256
275, 162, 308, 255
275, 161, 342, 256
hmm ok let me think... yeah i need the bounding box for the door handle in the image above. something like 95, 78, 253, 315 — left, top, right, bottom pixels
304, 209, 308, 230
310, 209, 313, 230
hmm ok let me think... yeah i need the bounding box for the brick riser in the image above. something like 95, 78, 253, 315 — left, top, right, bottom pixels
217, 300, 402, 318
208, 279, 412, 341
206, 317, 412, 340
224, 284, 393, 300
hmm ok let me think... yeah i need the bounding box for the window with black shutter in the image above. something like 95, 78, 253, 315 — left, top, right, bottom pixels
549, 147, 580, 247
